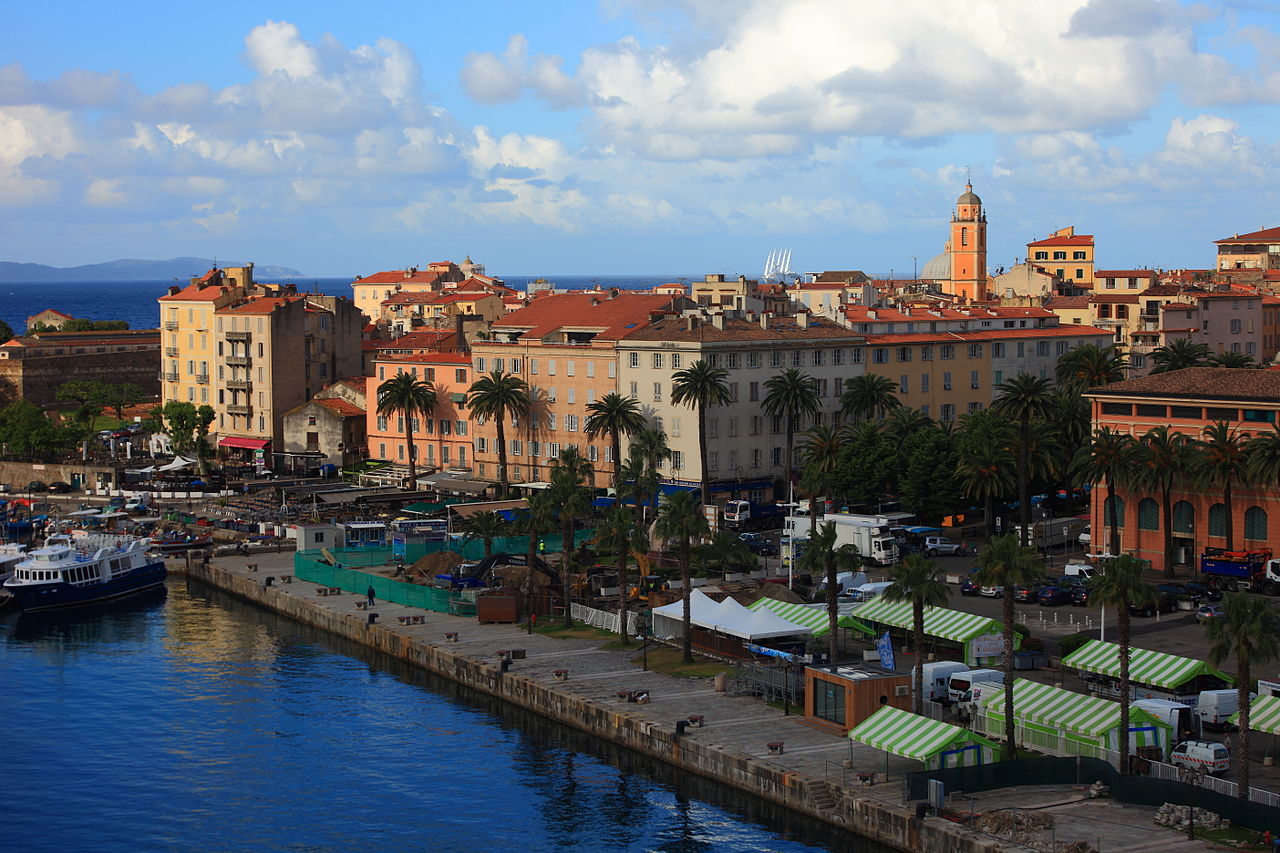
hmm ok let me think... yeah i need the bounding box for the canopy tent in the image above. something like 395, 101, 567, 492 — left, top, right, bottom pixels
401, 501, 447, 516
851, 598, 1009, 665
748, 598, 874, 638
1062, 640, 1233, 693
157, 456, 197, 472
1232, 695, 1280, 735
977, 678, 1172, 757
849, 706, 1000, 769
652, 589, 812, 641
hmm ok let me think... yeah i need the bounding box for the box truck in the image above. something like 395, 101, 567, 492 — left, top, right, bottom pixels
920, 661, 969, 702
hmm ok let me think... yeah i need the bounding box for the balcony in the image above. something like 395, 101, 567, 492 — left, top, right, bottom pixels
164, 347, 179, 357
227, 404, 253, 416
195, 373, 209, 385
225, 330, 252, 342
160, 371, 178, 382
226, 379, 252, 391
226, 355, 252, 367
163, 321, 179, 330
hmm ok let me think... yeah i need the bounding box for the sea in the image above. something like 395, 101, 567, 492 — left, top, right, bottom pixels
0, 579, 880, 853
0, 275, 698, 333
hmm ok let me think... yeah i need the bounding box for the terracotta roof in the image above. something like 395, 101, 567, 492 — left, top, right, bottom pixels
376, 352, 472, 366
1187, 290, 1261, 301
813, 270, 870, 283
1096, 270, 1156, 278
1215, 227, 1280, 244
843, 305, 1054, 323
1160, 302, 1195, 310
218, 296, 301, 315
338, 377, 368, 393
355, 270, 443, 285
625, 315, 860, 343
1089, 367, 1280, 403
1027, 235, 1094, 247
1139, 284, 1194, 296
313, 397, 365, 417
28, 309, 74, 319
490, 293, 684, 341
159, 282, 232, 302
374, 330, 458, 351
1263, 295, 1280, 306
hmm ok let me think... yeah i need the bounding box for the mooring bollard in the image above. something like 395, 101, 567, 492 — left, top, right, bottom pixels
367, 613, 378, 625
264, 576, 274, 587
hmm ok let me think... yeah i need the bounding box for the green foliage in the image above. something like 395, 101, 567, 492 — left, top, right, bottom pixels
830, 421, 896, 506
0, 318, 12, 344
1057, 632, 1091, 658
61, 318, 129, 332
1012, 623, 1031, 639
0, 400, 63, 458
899, 426, 961, 520
1019, 636, 1045, 653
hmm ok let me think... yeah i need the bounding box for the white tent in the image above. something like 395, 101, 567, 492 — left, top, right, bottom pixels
157, 456, 198, 472
652, 589, 812, 641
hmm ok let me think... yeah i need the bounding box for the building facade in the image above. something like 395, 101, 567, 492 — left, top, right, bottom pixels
367, 352, 473, 474
1027, 227, 1095, 289
0, 329, 161, 406
1215, 226, 1280, 272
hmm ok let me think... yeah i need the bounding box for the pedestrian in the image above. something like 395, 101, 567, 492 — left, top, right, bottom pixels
367, 585, 375, 607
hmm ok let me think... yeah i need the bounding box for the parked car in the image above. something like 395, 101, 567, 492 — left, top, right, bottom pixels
47, 481, 73, 494
1195, 604, 1225, 623
1037, 586, 1072, 606
960, 576, 981, 596
26, 480, 48, 493
127, 423, 146, 434
980, 584, 1005, 598
1070, 585, 1092, 607
737, 532, 777, 557
1184, 582, 1222, 602
1013, 582, 1043, 603
1078, 525, 1091, 547
111, 428, 132, 439
924, 536, 963, 557
1158, 583, 1201, 610
1170, 740, 1230, 775
1130, 593, 1178, 617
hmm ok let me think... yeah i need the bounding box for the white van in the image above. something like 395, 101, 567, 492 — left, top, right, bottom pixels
1063, 563, 1094, 580
920, 661, 969, 702
1197, 689, 1241, 731
852, 581, 893, 602
1170, 740, 1230, 775
816, 571, 869, 599
948, 668, 1005, 703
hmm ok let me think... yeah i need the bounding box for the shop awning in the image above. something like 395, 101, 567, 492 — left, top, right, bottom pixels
980, 678, 1169, 737
1061, 640, 1233, 690
747, 598, 874, 638
1235, 695, 1280, 734
849, 706, 1000, 765
851, 598, 1004, 643
219, 436, 270, 449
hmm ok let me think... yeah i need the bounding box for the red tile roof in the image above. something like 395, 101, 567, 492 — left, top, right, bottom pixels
355, 270, 443, 285
1096, 270, 1156, 278
490, 292, 683, 341
30, 309, 74, 319
1215, 226, 1280, 244
374, 330, 458, 352
218, 296, 301, 315
1027, 235, 1094, 247
159, 282, 232, 302
314, 397, 365, 417
377, 352, 472, 365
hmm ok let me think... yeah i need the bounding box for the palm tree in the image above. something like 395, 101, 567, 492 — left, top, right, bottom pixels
461, 510, 506, 559
596, 505, 636, 643
1194, 421, 1251, 551
763, 368, 821, 489
654, 489, 711, 663
879, 407, 933, 450
516, 491, 557, 633
629, 426, 670, 524
1149, 338, 1210, 374
796, 521, 862, 663
466, 370, 531, 497
585, 392, 646, 493
377, 371, 437, 488
1248, 422, 1280, 500
693, 529, 755, 577
799, 424, 844, 537
883, 553, 952, 715
670, 360, 731, 508
1089, 555, 1156, 770
1074, 427, 1139, 557
973, 534, 1043, 759
841, 374, 901, 422
1206, 593, 1280, 799
549, 446, 594, 627
1055, 343, 1128, 390
993, 374, 1056, 547
1207, 351, 1259, 369
1134, 427, 1192, 578
956, 444, 1016, 540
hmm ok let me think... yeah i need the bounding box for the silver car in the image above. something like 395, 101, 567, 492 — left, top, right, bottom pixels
924, 536, 962, 556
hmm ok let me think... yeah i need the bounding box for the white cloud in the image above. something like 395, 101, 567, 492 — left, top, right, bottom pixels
243, 20, 319, 79
460, 35, 586, 109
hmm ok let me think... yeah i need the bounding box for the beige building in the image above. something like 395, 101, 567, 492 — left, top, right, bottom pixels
351, 258, 492, 321
1215, 227, 1280, 272
379, 291, 505, 336
159, 265, 256, 413
280, 378, 367, 472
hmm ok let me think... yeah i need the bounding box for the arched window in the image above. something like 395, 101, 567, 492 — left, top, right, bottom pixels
1208, 503, 1227, 538
1245, 506, 1268, 541
1138, 499, 1159, 531
1103, 496, 1125, 528
1173, 501, 1195, 534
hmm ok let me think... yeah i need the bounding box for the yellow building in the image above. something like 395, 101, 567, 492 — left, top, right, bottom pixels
379, 291, 505, 336
1026, 227, 1095, 288
158, 265, 253, 411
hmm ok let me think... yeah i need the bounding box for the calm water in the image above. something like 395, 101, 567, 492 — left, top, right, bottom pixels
1, 579, 877, 853
0, 275, 697, 333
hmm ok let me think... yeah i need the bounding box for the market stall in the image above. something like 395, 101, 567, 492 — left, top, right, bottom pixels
849, 598, 1011, 665
1061, 639, 1233, 704
849, 705, 1001, 769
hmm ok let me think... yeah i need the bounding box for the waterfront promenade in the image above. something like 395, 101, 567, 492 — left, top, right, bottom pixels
181, 551, 1227, 853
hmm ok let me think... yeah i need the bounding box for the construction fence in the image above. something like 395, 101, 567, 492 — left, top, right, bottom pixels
294, 550, 474, 615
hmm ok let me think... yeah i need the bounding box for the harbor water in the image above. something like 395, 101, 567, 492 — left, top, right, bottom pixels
2, 578, 879, 853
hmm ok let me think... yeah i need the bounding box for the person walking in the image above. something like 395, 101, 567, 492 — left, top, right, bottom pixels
366, 585, 375, 607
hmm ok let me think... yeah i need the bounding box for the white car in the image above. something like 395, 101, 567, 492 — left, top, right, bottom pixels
924, 536, 963, 556
1078, 526, 1091, 547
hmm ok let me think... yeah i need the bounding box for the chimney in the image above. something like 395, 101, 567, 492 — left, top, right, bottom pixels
590, 296, 600, 306
867, 310, 877, 320
711, 313, 725, 330
760, 312, 771, 330
797, 312, 809, 328
168, 286, 180, 296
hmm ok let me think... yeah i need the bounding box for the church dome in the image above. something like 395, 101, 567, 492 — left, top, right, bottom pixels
921, 252, 951, 281
957, 183, 981, 206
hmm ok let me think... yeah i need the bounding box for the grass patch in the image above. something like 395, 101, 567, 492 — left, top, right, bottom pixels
531, 619, 617, 641
1193, 826, 1268, 849
627, 645, 734, 679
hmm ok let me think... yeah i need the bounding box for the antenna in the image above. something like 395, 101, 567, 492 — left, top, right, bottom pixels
910, 257, 920, 279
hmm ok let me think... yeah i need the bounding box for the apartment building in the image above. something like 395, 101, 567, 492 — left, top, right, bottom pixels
159, 265, 257, 411
350, 258, 489, 320
469, 292, 689, 488
1215, 226, 1280, 272
367, 352, 473, 474
1027, 227, 1095, 289
380, 291, 505, 336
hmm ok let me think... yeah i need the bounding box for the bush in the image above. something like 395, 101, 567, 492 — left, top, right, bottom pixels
1020, 636, 1045, 653
1058, 632, 1091, 658
1013, 623, 1031, 639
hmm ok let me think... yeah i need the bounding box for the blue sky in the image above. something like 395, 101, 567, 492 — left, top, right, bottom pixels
1, 0, 1278, 278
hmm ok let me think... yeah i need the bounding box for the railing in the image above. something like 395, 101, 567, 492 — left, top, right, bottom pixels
195, 373, 209, 384
226, 379, 252, 391
570, 603, 641, 636
227, 404, 253, 415
1146, 760, 1280, 806
226, 355, 251, 367
162, 371, 178, 382
163, 347, 179, 357
224, 330, 251, 342
163, 321, 178, 330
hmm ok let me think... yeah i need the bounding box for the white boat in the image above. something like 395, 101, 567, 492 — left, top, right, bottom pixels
2, 534, 166, 611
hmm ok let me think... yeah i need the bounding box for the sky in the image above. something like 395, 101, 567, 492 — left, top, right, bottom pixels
1, 0, 1278, 278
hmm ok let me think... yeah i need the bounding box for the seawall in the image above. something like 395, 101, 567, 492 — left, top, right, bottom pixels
184, 559, 1022, 853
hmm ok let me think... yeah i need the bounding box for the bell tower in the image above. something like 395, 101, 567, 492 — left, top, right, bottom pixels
949, 182, 987, 302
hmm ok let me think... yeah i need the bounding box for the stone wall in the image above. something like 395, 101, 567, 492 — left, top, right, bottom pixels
0, 349, 160, 407
186, 561, 1013, 853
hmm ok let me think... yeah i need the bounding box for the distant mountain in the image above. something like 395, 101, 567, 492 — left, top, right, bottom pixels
0, 257, 307, 282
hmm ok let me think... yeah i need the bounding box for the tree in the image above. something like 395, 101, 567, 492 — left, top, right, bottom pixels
157, 401, 202, 455
461, 510, 507, 559
56, 380, 103, 408
585, 392, 646, 493
629, 426, 670, 525
830, 421, 896, 507
993, 374, 1056, 547
762, 368, 821, 490
899, 426, 962, 521
1193, 421, 1251, 551
693, 529, 755, 576
0, 400, 61, 459
1089, 555, 1156, 770
654, 489, 710, 663
799, 424, 844, 536
101, 382, 143, 423
840, 373, 901, 422
798, 521, 863, 662
1207, 351, 1259, 369
1248, 422, 1280, 506
1149, 338, 1210, 374
1134, 427, 1192, 578
549, 446, 594, 627
670, 360, 731, 508
956, 412, 1016, 539
1206, 593, 1280, 798
880, 407, 933, 451
377, 372, 437, 488
516, 491, 557, 634
973, 534, 1043, 759
0, 318, 12, 344
1074, 427, 1139, 557
192, 404, 215, 477
594, 505, 637, 643
883, 553, 951, 715
467, 370, 531, 497
1055, 343, 1128, 391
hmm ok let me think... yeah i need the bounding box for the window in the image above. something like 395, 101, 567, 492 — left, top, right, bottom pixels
852, 348, 864, 363
1075, 269, 1085, 280
968, 343, 982, 358
1100, 403, 1130, 416
708, 451, 719, 471
751, 416, 761, 435
1205, 407, 1237, 421
873, 348, 888, 363
992, 342, 1005, 358
1173, 501, 1195, 534
494, 357, 505, 373
547, 413, 558, 430
899, 375, 908, 394
608, 361, 616, 378
749, 382, 759, 402
771, 447, 782, 466
832, 348, 844, 365
1073, 251, 1087, 260
547, 387, 557, 402
811, 350, 823, 366
567, 389, 575, 404
653, 353, 664, 369
1246, 506, 1268, 541
747, 352, 761, 368
1243, 409, 1277, 423
942, 372, 952, 390
511, 439, 523, 456
728, 417, 738, 437
629, 352, 639, 368
897, 347, 912, 362
921, 374, 929, 393
629, 381, 638, 397
751, 448, 762, 468
940, 403, 955, 422
970, 370, 980, 389
707, 354, 719, 368
813, 679, 845, 725
728, 382, 739, 402
728, 353, 740, 369
1034, 251, 1048, 261
588, 445, 598, 462
707, 418, 719, 438
1209, 503, 1227, 538
549, 442, 560, 457
1053, 251, 1066, 260
940, 345, 955, 360
566, 360, 575, 376
548, 359, 557, 375
377, 415, 388, 431
1138, 498, 1159, 531
530, 358, 539, 375
653, 382, 663, 402
1231, 319, 1242, 334
1036, 341, 1050, 357
585, 361, 595, 378
671, 451, 684, 470
1104, 496, 1126, 529
771, 415, 783, 434
920, 345, 933, 361
770, 351, 783, 368
1170, 405, 1201, 419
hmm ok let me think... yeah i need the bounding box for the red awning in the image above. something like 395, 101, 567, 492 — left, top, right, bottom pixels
219, 436, 271, 449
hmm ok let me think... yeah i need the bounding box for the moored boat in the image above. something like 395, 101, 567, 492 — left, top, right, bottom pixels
2, 534, 166, 611
153, 532, 213, 553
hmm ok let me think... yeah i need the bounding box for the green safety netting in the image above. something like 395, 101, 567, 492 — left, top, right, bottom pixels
293, 555, 470, 613
851, 598, 1004, 643
746, 598, 874, 637
849, 705, 1000, 765
979, 678, 1169, 738
1233, 695, 1280, 734
1061, 640, 1233, 690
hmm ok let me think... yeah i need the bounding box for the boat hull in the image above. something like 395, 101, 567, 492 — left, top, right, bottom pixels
4, 562, 168, 612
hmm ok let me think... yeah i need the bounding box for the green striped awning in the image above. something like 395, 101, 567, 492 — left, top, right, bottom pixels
849, 706, 997, 763
1061, 640, 1233, 691
1235, 695, 1280, 734
980, 678, 1169, 737
851, 598, 1003, 643
747, 598, 874, 638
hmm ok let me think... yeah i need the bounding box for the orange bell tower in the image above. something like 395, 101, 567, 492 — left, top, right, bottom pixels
949, 182, 987, 302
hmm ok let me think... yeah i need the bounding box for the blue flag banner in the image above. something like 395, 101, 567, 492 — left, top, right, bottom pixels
877, 631, 896, 670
